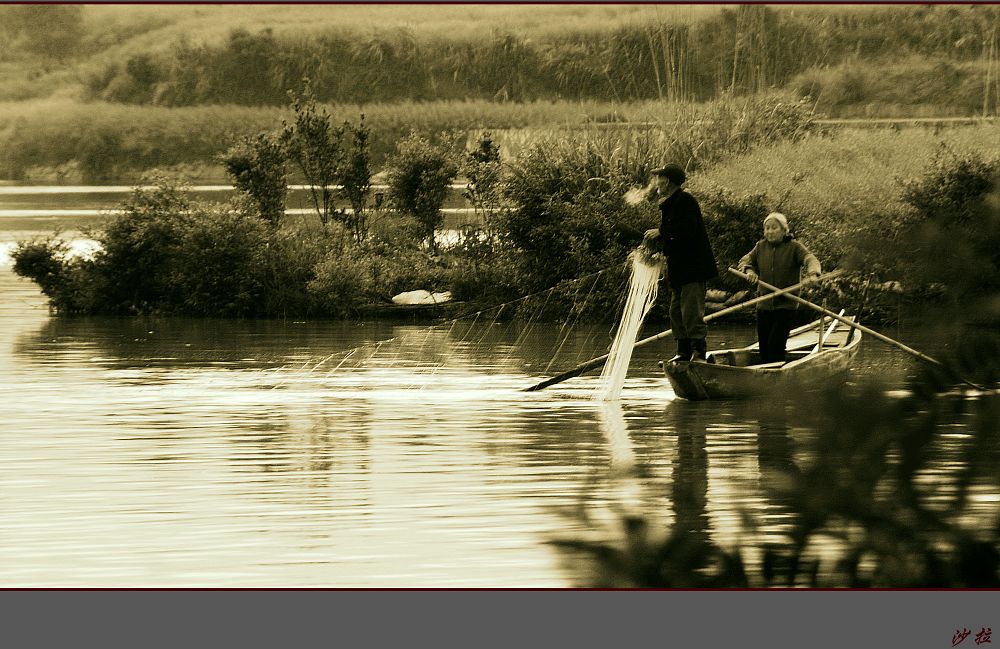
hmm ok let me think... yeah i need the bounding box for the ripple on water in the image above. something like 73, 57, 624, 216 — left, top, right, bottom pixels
0, 265, 992, 586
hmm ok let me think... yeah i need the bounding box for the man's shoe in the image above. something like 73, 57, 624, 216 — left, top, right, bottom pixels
669, 338, 692, 362
690, 338, 708, 362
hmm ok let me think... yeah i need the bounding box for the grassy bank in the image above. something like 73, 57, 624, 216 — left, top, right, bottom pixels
11, 99, 999, 326
0, 94, 818, 183
693, 123, 1000, 265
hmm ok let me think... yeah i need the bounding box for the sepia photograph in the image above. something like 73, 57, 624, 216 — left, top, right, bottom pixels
1, 2, 999, 603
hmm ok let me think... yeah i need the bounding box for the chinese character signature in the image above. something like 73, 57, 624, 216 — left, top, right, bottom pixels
954, 628, 992, 646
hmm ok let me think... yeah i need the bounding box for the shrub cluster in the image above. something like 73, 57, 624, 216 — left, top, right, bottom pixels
897, 146, 1000, 300
11, 101, 999, 325
14, 180, 325, 316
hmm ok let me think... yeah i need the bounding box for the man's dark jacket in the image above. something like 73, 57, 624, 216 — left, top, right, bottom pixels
657, 189, 718, 288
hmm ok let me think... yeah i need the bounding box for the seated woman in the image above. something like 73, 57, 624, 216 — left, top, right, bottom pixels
737, 212, 821, 364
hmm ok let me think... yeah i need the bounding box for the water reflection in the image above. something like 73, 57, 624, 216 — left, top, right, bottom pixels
595, 402, 643, 523
3, 262, 997, 586
756, 407, 795, 477
666, 402, 711, 544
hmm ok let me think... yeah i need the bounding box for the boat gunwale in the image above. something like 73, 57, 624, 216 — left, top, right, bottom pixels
675, 327, 864, 375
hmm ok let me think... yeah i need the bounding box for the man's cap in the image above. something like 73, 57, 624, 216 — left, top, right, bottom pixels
650, 164, 686, 185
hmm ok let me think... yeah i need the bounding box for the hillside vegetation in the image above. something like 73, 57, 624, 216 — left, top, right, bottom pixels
1, 4, 998, 184
1, 4, 997, 114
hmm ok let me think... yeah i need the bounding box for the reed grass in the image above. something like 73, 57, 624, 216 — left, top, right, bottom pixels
0, 99, 286, 181
790, 56, 999, 117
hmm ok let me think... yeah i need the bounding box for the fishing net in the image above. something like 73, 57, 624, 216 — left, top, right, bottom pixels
593, 247, 665, 401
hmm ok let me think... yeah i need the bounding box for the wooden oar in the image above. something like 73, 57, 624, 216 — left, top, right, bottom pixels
728, 268, 984, 391
522, 268, 846, 392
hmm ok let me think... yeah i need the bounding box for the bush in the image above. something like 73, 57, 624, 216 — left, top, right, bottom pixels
256, 226, 329, 317
11, 238, 69, 300
8, 238, 102, 313
92, 179, 191, 313
696, 185, 771, 288
901, 145, 997, 228
385, 132, 459, 251
308, 235, 455, 316
498, 137, 652, 291
221, 132, 287, 226
306, 251, 370, 318
167, 206, 273, 316
897, 146, 1000, 300
446, 250, 524, 308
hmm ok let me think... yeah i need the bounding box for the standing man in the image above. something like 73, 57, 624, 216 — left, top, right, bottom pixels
643, 164, 718, 362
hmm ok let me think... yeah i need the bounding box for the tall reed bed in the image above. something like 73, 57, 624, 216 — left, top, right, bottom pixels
71, 5, 998, 110
485, 93, 819, 174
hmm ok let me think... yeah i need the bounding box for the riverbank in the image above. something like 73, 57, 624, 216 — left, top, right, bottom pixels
7, 115, 999, 324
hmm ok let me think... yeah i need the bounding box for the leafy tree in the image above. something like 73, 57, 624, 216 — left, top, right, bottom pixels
279, 82, 372, 242
221, 133, 288, 226
461, 132, 505, 237
280, 82, 344, 227
339, 115, 372, 242
385, 132, 459, 252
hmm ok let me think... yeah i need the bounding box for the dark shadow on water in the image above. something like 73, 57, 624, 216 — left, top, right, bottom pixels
664, 401, 710, 545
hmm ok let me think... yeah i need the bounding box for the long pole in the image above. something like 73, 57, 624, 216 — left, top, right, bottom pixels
522, 268, 845, 392
728, 268, 984, 391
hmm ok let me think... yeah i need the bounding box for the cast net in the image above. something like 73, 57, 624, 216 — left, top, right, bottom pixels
593, 248, 664, 401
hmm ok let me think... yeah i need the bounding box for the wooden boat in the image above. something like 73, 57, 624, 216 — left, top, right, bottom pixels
662, 315, 863, 400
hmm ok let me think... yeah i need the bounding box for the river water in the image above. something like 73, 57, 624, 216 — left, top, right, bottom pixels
0, 185, 992, 587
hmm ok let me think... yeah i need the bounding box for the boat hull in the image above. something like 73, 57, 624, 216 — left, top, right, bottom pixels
663, 319, 863, 400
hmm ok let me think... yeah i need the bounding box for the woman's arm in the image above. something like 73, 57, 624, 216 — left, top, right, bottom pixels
737, 243, 760, 283
796, 242, 822, 278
